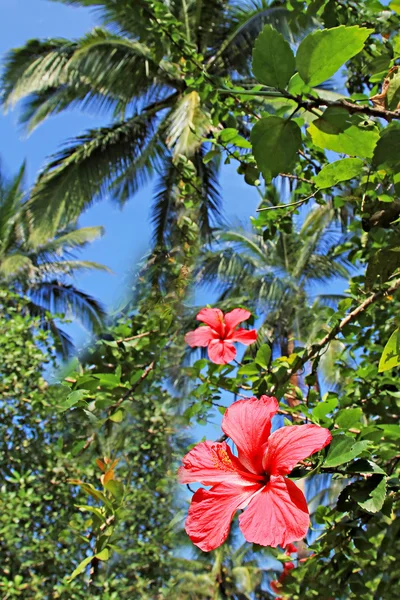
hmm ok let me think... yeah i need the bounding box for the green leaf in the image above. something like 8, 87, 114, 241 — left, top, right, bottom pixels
390, 0, 400, 14
296, 26, 373, 87
365, 248, 400, 291
386, 68, 400, 110
96, 548, 110, 561
335, 407, 363, 429
59, 389, 88, 412
94, 373, 121, 388
255, 344, 271, 370
252, 25, 295, 89
75, 505, 106, 521
219, 128, 251, 148
105, 480, 125, 502
68, 555, 93, 582
324, 435, 370, 468
345, 459, 386, 475
354, 475, 387, 513
314, 158, 364, 189
251, 116, 302, 181
378, 424, 400, 440
109, 408, 125, 423
373, 122, 400, 172
392, 33, 400, 56
379, 328, 400, 372
308, 107, 379, 158
203, 149, 220, 164
312, 395, 338, 422
238, 362, 260, 376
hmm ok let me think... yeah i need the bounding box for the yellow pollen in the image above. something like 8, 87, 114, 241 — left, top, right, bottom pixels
212, 447, 235, 471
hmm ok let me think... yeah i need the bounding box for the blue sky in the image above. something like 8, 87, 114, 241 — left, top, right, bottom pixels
0, 0, 260, 348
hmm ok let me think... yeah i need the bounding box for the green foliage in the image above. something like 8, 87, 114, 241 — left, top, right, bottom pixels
314, 158, 364, 189
250, 116, 302, 181
252, 25, 295, 89
296, 25, 373, 87
3, 1, 400, 599
379, 327, 400, 371
308, 107, 379, 157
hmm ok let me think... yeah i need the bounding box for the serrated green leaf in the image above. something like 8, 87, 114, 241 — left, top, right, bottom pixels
255, 344, 271, 370
314, 158, 364, 189
345, 459, 386, 475
252, 25, 295, 88
296, 26, 373, 87
355, 475, 387, 513
379, 328, 400, 372
308, 107, 379, 158
251, 116, 302, 181
324, 435, 370, 468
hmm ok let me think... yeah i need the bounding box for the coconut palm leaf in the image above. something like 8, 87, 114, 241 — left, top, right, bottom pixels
29, 282, 106, 332
2, 0, 317, 250
29, 112, 159, 234
0, 162, 108, 355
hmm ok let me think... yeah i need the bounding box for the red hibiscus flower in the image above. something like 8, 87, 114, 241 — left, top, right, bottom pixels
179, 395, 331, 552
184, 307, 257, 364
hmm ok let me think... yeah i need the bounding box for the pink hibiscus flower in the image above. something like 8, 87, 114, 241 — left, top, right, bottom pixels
184, 307, 258, 364
179, 395, 331, 552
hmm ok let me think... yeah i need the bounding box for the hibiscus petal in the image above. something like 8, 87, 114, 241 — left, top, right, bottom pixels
208, 339, 236, 364
185, 483, 260, 552
224, 308, 251, 331
263, 424, 332, 476
239, 475, 309, 547
178, 441, 261, 486
184, 326, 216, 347
222, 396, 279, 473
230, 328, 258, 346
196, 308, 224, 334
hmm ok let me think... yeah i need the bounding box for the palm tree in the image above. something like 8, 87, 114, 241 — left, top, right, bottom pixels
167, 535, 268, 599
195, 188, 350, 389
1, 0, 310, 247
0, 162, 109, 355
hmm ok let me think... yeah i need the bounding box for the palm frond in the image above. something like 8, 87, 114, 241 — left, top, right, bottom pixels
0, 254, 34, 278
29, 281, 106, 333
34, 226, 105, 254
34, 259, 111, 278
29, 112, 158, 237
0, 162, 26, 249
2, 38, 77, 109
151, 157, 180, 247
192, 149, 222, 240
166, 91, 212, 158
